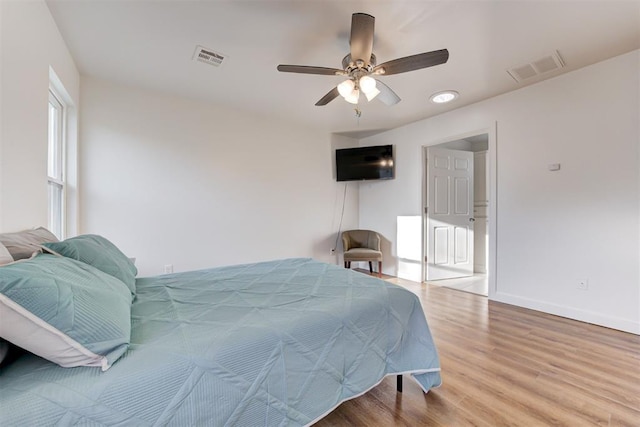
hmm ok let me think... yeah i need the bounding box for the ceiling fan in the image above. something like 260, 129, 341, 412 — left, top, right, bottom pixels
277, 13, 449, 107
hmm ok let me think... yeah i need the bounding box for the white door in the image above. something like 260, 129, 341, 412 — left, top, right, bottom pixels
426, 147, 474, 280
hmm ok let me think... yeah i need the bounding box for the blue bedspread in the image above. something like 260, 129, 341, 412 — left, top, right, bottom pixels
0, 258, 441, 426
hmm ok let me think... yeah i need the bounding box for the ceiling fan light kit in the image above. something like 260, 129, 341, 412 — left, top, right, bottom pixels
359, 75, 376, 93
277, 12, 449, 114
337, 74, 379, 104
344, 88, 360, 104
337, 79, 355, 97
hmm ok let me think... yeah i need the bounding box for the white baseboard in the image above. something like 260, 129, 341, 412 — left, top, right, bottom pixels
473, 265, 487, 274
492, 291, 640, 335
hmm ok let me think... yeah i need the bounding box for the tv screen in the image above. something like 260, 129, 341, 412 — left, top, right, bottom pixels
336, 145, 394, 182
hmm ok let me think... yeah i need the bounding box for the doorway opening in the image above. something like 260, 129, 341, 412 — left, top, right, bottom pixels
422, 129, 495, 297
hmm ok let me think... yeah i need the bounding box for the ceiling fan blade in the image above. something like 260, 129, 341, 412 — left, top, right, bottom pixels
277, 65, 344, 76
375, 80, 401, 106
315, 87, 340, 106
373, 49, 449, 76
350, 13, 375, 64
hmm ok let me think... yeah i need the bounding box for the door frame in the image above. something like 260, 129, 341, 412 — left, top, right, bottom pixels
421, 124, 498, 298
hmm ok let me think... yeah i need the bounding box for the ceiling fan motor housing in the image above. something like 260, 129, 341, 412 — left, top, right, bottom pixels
342, 54, 376, 75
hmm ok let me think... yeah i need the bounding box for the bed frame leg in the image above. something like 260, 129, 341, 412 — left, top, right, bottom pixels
397, 375, 403, 393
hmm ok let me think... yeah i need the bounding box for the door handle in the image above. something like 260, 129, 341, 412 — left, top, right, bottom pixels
469, 218, 476, 222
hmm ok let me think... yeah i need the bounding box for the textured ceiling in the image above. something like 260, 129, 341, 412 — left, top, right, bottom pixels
46, 0, 640, 137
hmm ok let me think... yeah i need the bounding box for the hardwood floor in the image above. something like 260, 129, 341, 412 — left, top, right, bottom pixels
315, 276, 640, 426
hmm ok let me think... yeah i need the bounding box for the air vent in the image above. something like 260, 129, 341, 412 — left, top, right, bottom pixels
507, 51, 565, 83
193, 45, 226, 67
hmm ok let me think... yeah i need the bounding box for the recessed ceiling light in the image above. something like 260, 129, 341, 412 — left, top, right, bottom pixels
430, 90, 459, 104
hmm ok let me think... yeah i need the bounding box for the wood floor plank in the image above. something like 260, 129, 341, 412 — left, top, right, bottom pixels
492, 337, 640, 411
534, 372, 640, 427
314, 277, 640, 426
440, 343, 604, 426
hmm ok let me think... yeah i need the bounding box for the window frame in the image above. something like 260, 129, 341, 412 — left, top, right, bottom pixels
48, 87, 66, 239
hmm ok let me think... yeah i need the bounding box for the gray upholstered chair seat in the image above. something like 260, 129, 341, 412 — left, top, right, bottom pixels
342, 229, 383, 277
343, 248, 382, 261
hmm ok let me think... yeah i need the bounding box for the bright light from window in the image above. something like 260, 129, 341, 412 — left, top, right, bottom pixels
397, 215, 421, 261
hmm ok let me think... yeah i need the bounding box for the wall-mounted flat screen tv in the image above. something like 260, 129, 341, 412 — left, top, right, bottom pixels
336, 145, 394, 182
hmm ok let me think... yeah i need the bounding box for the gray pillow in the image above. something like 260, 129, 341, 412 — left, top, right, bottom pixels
0, 243, 13, 266
0, 227, 58, 261
0, 254, 131, 371
43, 234, 137, 296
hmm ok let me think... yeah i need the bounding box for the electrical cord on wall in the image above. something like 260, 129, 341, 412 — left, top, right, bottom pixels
332, 183, 348, 252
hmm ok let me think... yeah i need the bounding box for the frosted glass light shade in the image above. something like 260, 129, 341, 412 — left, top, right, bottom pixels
359, 75, 377, 94
338, 79, 355, 98
364, 87, 380, 101
344, 89, 360, 104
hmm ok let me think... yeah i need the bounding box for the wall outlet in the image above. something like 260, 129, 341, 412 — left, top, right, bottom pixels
164, 264, 174, 274
577, 279, 589, 290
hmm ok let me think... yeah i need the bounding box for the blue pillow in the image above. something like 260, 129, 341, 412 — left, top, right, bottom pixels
43, 234, 137, 296
0, 254, 131, 371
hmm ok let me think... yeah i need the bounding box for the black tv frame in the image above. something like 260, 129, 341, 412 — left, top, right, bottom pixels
335, 145, 394, 182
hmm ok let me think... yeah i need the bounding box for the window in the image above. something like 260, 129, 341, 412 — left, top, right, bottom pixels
48, 89, 65, 239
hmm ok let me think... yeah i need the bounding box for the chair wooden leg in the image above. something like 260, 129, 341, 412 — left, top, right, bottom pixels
344, 261, 348, 268
397, 375, 403, 392
368, 261, 373, 274
378, 261, 382, 278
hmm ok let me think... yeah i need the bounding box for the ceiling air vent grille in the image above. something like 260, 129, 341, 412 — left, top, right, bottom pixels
193, 45, 226, 67
507, 51, 565, 83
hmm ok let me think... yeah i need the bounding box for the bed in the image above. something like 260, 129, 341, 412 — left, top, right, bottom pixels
0, 232, 441, 426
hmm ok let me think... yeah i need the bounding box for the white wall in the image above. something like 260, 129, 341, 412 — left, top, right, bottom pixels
80, 77, 358, 276
359, 50, 640, 334
0, 0, 79, 233
330, 134, 360, 264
